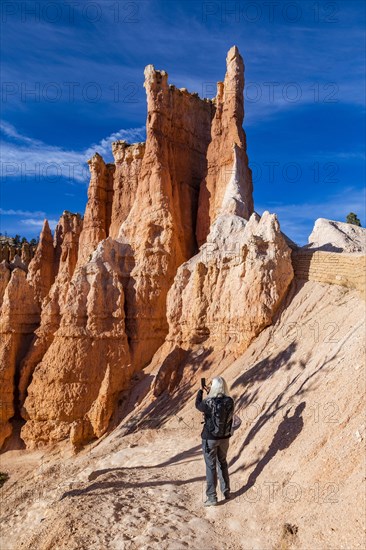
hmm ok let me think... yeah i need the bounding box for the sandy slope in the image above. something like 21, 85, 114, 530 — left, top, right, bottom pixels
1, 280, 365, 550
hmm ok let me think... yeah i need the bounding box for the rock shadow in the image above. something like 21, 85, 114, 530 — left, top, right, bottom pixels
123, 346, 214, 433
60, 473, 205, 500
88, 444, 202, 482
229, 341, 310, 468
302, 243, 344, 253
232, 341, 298, 392
232, 401, 306, 498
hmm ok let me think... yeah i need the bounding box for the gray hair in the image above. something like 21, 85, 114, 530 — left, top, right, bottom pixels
207, 376, 231, 398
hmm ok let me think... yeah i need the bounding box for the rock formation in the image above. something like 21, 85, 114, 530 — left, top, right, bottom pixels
22, 238, 131, 447
0, 268, 39, 446
77, 154, 114, 266
109, 141, 145, 239
27, 220, 55, 305
19, 59, 216, 446
18, 212, 83, 412
0, 211, 84, 447
0, 46, 300, 450
0, 261, 11, 307
306, 218, 366, 253
115, 62, 213, 368
196, 46, 254, 246
163, 211, 293, 359
0, 237, 37, 265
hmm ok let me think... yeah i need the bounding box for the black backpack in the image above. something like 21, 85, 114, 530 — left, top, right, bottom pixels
206, 395, 234, 437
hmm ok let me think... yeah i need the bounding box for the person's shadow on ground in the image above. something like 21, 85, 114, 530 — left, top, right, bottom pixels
232, 401, 306, 499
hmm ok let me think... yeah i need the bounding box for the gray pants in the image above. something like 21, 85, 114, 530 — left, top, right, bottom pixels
202, 438, 230, 499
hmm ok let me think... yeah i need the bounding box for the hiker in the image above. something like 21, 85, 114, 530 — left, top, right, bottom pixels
195, 376, 234, 506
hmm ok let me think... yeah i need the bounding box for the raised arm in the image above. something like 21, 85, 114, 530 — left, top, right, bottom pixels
195, 389, 209, 413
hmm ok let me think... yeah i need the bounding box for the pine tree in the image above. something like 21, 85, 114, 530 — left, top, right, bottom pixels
346, 212, 362, 227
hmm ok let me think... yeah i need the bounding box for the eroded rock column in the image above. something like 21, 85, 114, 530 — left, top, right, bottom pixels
196, 45, 254, 246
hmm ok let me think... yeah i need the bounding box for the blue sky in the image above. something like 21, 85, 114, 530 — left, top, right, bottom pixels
1, 0, 365, 244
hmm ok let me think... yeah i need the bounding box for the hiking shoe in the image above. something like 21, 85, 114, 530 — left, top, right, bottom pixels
204, 498, 217, 507
224, 490, 231, 500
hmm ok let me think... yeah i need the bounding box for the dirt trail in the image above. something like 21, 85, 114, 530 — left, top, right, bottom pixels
1, 280, 365, 549
1, 429, 249, 550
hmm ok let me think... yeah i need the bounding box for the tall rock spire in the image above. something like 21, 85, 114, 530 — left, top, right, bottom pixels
77, 153, 114, 266
109, 141, 145, 238
196, 45, 254, 247
27, 219, 55, 305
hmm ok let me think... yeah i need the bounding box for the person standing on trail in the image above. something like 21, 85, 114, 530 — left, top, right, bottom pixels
195, 376, 234, 507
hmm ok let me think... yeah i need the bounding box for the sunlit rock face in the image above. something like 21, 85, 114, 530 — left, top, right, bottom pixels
164, 211, 293, 360
1, 46, 259, 449
21, 238, 132, 448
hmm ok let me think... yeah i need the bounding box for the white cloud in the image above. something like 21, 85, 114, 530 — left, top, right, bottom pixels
0, 121, 43, 146
84, 127, 146, 160
20, 218, 58, 229
0, 121, 146, 183
0, 208, 46, 217
330, 151, 366, 160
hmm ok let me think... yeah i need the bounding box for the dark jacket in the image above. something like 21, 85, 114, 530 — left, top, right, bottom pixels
195, 389, 234, 440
